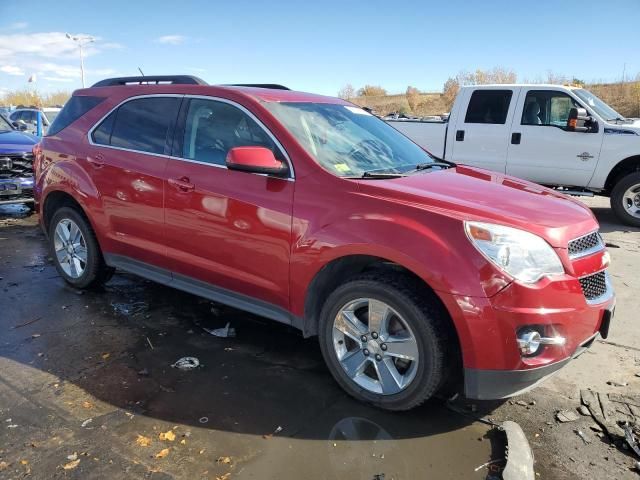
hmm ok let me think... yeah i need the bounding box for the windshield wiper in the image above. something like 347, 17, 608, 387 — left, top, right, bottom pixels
360, 171, 407, 179
607, 117, 631, 124
412, 161, 454, 172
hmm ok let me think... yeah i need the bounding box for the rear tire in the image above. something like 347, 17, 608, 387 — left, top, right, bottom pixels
49, 207, 114, 288
318, 272, 451, 411
611, 172, 640, 227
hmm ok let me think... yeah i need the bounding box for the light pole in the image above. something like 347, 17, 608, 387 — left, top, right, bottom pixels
66, 33, 95, 88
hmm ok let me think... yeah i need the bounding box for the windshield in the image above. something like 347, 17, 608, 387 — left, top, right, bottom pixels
264, 102, 438, 177
0, 114, 13, 132
573, 89, 624, 121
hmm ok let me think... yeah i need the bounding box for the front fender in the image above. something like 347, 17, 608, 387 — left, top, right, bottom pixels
290, 206, 510, 317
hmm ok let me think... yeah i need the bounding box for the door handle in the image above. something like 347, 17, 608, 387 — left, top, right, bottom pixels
168, 177, 195, 192
511, 132, 521, 144
87, 154, 105, 168
456, 130, 465, 141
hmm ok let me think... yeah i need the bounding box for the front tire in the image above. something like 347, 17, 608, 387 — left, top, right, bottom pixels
611, 172, 640, 227
318, 273, 451, 411
49, 207, 114, 288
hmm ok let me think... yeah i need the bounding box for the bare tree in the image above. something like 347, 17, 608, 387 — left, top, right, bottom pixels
406, 86, 420, 113
337, 84, 355, 100
442, 78, 459, 111
357, 85, 387, 97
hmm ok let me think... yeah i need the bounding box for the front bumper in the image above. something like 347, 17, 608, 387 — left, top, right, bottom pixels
464, 330, 602, 399
0, 177, 34, 205
438, 263, 615, 400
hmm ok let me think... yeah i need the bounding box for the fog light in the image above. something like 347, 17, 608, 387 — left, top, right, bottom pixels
517, 330, 542, 355
517, 329, 566, 356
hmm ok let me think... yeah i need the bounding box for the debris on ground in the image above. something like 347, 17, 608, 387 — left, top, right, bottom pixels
136, 435, 151, 447
515, 400, 528, 407
66, 453, 78, 461
81, 418, 93, 428
159, 430, 176, 442
111, 301, 148, 316
62, 459, 80, 470
501, 421, 534, 480
12, 317, 42, 329
154, 448, 170, 459
372, 474, 385, 480
473, 458, 503, 472
578, 405, 591, 416
216, 456, 233, 465
580, 389, 638, 439
556, 410, 579, 423
624, 423, 640, 458
137, 368, 149, 377
198, 417, 209, 424
203, 322, 236, 338
607, 380, 629, 387
263, 425, 283, 439
171, 357, 201, 370
574, 429, 591, 444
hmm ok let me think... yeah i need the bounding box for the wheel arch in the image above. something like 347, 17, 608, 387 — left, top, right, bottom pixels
302, 254, 463, 374
42, 190, 93, 236
604, 155, 640, 193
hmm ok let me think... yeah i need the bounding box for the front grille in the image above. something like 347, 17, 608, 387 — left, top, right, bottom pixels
0, 153, 34, 179
579, 271, 607, 301
568, 231, 603, 258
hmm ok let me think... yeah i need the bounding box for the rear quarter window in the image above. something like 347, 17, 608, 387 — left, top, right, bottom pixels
46, 96, 106, 136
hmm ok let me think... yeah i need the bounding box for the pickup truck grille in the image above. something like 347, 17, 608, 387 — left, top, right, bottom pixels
568, 231, 603, 259
0, 153, 34, 179
579, 271, 608, 301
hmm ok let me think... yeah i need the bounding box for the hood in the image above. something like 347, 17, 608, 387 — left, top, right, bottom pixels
604, 118, 640, 133
357, 165, 598, 248
0, 130, 38, 153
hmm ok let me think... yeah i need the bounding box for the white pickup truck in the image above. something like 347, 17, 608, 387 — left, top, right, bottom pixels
388, 84, 640, 226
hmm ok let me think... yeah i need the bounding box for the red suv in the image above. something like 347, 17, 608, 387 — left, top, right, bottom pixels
34, 76, 615, 410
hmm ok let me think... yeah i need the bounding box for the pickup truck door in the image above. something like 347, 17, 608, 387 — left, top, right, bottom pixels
506, 88, 603, 186
448, 87, 520, 172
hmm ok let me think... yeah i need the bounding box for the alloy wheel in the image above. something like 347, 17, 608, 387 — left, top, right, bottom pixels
622, 184, 640, 219
53, 218, 88, 279
332, 298, 419, 395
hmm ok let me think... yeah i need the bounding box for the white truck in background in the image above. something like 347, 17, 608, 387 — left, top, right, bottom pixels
388, 85, 640, 226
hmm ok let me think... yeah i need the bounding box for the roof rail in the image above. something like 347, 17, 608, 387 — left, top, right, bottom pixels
225, 84, 290, 90
91, 75, 208, 87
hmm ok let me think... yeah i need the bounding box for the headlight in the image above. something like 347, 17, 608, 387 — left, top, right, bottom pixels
464, 221, 564, 284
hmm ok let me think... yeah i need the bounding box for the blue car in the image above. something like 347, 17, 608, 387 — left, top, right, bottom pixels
0, 114, 38, 209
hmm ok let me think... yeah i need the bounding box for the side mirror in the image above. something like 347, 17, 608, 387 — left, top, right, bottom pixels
567, 107, 596, 132
226, 146, 287, 176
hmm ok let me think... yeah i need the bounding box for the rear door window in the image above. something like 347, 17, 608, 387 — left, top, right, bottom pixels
464, 90, 513, 124
95, 97, 181, 155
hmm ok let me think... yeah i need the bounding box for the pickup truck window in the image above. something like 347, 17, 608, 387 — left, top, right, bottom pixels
521, 90, 581, 128
464, 90, 513, 124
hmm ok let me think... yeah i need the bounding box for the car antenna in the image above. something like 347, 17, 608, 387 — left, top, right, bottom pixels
138, 67, 145, 76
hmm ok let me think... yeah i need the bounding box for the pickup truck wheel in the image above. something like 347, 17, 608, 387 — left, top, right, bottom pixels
49, 207, 114, 288
611, 172, 640, 227
318, 273, 449, 411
